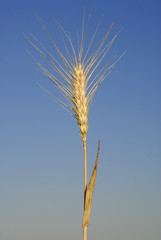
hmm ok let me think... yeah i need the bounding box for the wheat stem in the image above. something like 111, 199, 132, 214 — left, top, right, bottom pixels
83, 137, 87, 240
83, 137, 87, 203
83, 226, 87, 240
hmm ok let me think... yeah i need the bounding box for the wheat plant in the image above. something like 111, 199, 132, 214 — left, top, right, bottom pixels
26, 2, 125, 239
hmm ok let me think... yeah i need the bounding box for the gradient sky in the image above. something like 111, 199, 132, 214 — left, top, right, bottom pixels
0, 0, 161, 240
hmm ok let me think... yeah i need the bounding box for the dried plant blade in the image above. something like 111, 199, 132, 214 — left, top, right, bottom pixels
82, 140, 100, 228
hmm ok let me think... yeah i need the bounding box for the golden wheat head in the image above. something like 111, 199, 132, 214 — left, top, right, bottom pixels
25, 9, 125, 141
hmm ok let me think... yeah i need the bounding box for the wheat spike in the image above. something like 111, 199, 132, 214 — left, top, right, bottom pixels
25, 9, 125, 141
73, 63, 88, 140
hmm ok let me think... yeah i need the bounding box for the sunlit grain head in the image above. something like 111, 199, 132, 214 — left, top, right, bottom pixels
25, 6, 125, 140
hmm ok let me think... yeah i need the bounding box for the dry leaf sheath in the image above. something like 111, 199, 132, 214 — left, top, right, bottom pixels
82, 140, 100, 228
26, 6, 125, 240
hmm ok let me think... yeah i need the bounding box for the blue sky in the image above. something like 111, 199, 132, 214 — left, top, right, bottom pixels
0, 0, 161, 240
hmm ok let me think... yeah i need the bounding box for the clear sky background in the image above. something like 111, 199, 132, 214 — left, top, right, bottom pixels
0, 0, 161, 240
